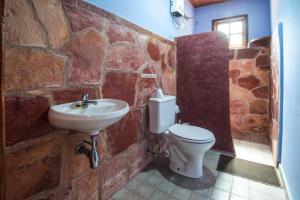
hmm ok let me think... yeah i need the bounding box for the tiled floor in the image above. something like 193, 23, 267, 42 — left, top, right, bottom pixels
233, 139, 274, 166
110, 151, 286, 200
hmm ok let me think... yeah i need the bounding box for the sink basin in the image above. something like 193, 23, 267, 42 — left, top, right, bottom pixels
48, 99, 129, 135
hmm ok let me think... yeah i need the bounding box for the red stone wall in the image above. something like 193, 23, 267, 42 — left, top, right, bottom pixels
229, 46, 271, 141
2, 0, 176, 199
177, 32, 235, 154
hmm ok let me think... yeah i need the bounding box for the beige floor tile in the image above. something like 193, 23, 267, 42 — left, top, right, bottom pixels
231, 177, 249, 199
249, 189, 269, 200
171, 186, 192, 200
189, 192, 209, 200
193, 186, 213, 197
110, 150, 286, 200
135, 183, 156, 199
230, 194, 248, 200
214, 178, 233, 192
158, 180, 177, 194
125, 178, 143, 191
234, 139, 274, 166
211, 188, 230, 200
217, 172, 234, 182
148, 190, 169, 200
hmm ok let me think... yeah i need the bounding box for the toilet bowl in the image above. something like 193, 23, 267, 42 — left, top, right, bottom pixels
149, 89, 216, 178
164, 124, 215, 178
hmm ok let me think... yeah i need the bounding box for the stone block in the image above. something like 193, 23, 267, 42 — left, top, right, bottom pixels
105, 110, 143, 156
74, 170, 99, 200
236, 48, 260, 59
5, 96, 53, 146
162, 66, 176, 95
136, 77, 157, 106
256, 55, 270, 68
249, 100, 268, 115
101, 153, 128, 199
53, 87, 97, 104
57, 183, 74, 200
102, 72, 137, 106
167, 45, 176, 68
4, 0, 46, 47
5, 48, 65, 91
33, 0, 70, 48
126, 141, 151, 177
105, 46, 145, 70
238, 75, 261, 90
241, 60, 255, 73
63, 29, 107, 84
251, 86, 269, 99
244, 115, 269, 134
229, 60, 240, 70
6, 138, 62, 200
256, 67, 270, 85
63, 133, 94, 181
230, 114, 243, 133
147, 40, 160, 61
21, 182, 74, 200
107, 23, 135, 44
63, 132, 105, 181
230, 84, 254, 103
161, 53, 167, 72
229, 69, 240, 84
63, 4, 104, 32
230, 100, 247, 115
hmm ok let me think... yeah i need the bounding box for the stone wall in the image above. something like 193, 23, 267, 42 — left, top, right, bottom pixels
177, 32, 235, 154
2, 0, 176, 199
229, 45, 271, 142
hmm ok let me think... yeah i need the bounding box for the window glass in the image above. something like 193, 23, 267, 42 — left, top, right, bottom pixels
230, 21, 243, 34
230, 34, 243, 47
212, 15, 248, 48
217, 23, 230, 35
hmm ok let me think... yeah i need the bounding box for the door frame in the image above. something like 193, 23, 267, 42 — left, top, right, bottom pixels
1, 0, 5, 198
276, 22, 284, 165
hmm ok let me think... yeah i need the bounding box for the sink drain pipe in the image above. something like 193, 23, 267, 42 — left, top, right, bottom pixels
75, 135, 99, 169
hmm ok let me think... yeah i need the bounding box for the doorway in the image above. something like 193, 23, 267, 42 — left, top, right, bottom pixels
229, 36, 276, 166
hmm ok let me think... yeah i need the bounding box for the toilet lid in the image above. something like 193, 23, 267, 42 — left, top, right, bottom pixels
169, 124, 215, 143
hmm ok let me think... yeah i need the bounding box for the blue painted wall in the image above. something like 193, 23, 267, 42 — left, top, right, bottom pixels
270, 1, 300, 200
86, 0, 194, 41
194, 0, 271, 41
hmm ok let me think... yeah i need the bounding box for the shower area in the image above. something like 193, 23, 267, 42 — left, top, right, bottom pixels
176, 32, 279, 167
229, 37, 274, 166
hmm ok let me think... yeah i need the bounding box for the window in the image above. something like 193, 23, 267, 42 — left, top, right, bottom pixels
212, 15, 248, 48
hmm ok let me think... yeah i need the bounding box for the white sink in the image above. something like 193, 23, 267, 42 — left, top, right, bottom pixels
48, 99, 129, 135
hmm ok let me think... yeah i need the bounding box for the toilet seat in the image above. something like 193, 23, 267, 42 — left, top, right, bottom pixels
169, 124, 215, 144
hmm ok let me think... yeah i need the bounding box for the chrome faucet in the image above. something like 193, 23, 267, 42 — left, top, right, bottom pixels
82, 93, 89, 102
81, 93, 98, 108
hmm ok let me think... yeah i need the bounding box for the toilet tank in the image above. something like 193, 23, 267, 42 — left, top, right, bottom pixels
149, 95, 176, 134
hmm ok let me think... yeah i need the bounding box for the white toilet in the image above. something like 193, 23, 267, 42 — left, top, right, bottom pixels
149, 89, 215, 178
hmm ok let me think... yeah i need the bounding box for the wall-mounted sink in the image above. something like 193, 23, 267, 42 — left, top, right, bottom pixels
48, 99, 129, 135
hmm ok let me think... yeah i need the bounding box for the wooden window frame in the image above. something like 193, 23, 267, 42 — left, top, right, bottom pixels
212, 14, 248, 48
